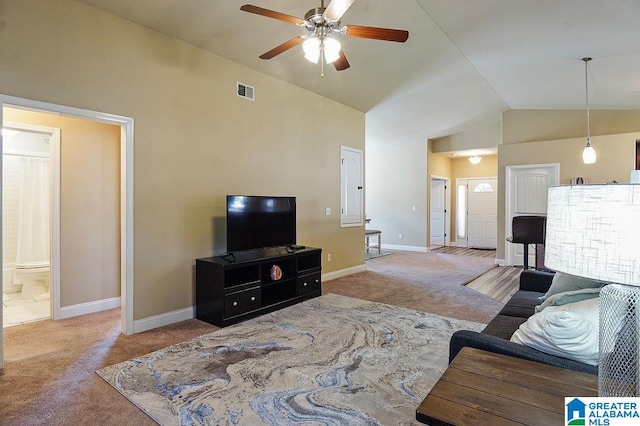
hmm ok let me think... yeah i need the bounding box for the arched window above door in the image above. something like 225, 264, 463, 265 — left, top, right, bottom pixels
473, 183, 495, 193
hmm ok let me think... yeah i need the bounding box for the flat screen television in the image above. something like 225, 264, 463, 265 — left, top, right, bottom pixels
226, 195, 296, 253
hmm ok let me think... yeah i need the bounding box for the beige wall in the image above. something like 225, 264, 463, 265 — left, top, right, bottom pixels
0, 0, 365, 320
431, 121, 501, 153
4, 108, 121, 307
503, 109, 640, 145
497, 132, 638, 260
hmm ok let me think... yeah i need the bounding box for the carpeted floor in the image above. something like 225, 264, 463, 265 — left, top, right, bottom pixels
97, 294, 485, 425
324, 250, 501, 323
0, 250, 505, 425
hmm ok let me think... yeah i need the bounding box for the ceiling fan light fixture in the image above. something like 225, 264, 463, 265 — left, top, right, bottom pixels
303, 37, 321, 63
323, 36, 341, 64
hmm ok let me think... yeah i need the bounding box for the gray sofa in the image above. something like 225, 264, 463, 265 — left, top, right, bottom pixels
449, 269, 598, 375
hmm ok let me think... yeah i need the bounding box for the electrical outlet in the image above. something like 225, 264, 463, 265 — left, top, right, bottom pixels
399, 233, 403, 239
327, 253, 331, 262
325, 207, 331, 215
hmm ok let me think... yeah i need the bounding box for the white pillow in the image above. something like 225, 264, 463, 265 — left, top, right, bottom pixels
510, 297, 599, 366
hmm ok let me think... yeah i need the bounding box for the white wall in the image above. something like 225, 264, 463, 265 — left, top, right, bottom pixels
365, 141, 427, 250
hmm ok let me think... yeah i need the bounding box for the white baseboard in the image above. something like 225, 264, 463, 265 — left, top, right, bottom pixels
133, 306, 195, 334
127, 263, 374, 333
322, 264, 367, 282
59, 296, 120, 319
381, 244, 427, 252
495, 258, 507, 266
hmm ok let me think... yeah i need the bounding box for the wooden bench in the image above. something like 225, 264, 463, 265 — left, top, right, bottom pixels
365, 229, 382, 254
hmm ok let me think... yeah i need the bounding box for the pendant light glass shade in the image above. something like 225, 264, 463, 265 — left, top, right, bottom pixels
582, 57, 596, 164
583, 142, 596, 164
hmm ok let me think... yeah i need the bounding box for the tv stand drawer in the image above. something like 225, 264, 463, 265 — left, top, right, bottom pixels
298, 271, 321, 295
224, 287, 261, 318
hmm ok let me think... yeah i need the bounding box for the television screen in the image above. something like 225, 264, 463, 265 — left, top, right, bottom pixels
226, 195, 296, 252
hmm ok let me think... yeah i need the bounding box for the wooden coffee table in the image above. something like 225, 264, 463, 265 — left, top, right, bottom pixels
416, 347, 598, 425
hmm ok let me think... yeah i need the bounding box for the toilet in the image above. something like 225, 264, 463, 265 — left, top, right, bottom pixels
15, 261, 50, 299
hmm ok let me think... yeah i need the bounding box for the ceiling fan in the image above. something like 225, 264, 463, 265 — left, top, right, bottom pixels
240, 0, 409, 75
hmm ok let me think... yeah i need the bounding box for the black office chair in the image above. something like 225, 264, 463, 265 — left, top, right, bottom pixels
508, 215, 546, 270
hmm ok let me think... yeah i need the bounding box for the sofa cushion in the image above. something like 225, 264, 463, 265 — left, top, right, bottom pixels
535, 287, 601, 313
499, 290, 544, 318
510, 297, 600, 366
544, 272, 606, 299
482, 315, 528, 340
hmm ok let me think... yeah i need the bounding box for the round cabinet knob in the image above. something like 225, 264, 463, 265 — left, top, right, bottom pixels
250, 296, 256, 302
233, 301, 238, 307
303, 282, 308, 287
315, 279, 319, 283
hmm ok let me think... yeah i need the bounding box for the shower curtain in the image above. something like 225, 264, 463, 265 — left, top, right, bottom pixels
15, 157, 50, 264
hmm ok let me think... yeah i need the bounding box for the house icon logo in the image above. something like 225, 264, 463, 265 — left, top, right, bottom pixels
566, 398, 587, 425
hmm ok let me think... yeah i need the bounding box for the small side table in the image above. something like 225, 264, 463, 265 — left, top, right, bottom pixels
365, 229, 382, 254
416, 347, 598, 425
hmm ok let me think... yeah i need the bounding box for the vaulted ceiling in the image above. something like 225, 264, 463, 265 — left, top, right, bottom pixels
77, 0, 640, 146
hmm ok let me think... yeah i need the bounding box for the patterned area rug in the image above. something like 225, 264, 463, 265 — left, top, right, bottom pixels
97, 294, 484, 425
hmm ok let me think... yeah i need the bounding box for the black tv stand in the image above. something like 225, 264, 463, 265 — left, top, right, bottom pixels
195, 247, 322, 327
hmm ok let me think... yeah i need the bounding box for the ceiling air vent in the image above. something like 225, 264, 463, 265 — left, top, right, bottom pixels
237, 82, 255, 101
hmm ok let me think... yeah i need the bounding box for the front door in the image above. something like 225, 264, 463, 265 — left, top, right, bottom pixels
467, 178, 497, 249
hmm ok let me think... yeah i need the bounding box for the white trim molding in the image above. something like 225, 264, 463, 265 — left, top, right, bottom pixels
133, 307, 195, 334
382, 244, 427, 252
322, 264, 367, 282
59, 297, 121, 319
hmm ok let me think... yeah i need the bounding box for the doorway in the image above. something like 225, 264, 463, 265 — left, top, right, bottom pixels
467, 178, 498, 249
0, 94, 134, 369
429, 176, 450, 247
2, 122, 60, 327
505, 163, 559, 266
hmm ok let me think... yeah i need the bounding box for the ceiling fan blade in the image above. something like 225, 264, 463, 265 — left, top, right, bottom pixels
324, 0, 356, 21
240, 4, 304, 26
259, 37, 305, 60
333, 50, 350, 71
345, 25, 409, 43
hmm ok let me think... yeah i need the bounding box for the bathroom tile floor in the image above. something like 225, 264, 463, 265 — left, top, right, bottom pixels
2, 292, 50, 328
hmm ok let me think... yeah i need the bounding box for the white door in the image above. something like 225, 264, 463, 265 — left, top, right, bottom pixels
505, 164, 559, 266
340, 146, 363, 227
467, 178, 497, 249
430, 179, 446, 246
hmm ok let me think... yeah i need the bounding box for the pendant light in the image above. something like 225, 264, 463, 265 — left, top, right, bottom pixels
582, 57, 596, 164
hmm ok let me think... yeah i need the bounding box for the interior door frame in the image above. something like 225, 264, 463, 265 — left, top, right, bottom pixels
3, 121, 61, 321
0, 94, 134, 369
505, 163, 559, 266
429, 175, 450, 247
